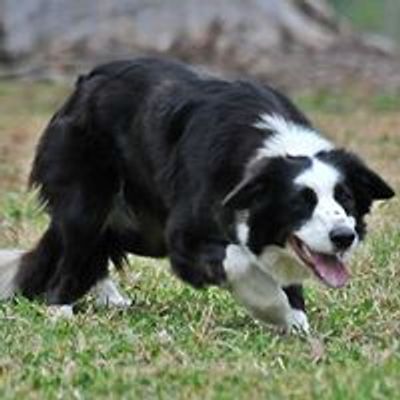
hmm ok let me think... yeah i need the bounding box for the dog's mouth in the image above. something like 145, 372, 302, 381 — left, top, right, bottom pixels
289, 236, 350, 288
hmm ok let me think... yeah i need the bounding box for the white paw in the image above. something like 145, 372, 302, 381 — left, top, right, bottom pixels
96, 294, 132, 308
94, 278, 132, 309
285, 309, 310, 335
47, 305, 74, 319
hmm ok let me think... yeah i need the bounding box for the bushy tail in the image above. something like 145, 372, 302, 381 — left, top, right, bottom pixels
0, 249, 24, 300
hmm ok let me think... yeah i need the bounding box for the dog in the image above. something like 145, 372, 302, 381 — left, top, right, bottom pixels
0, 57, 394, 332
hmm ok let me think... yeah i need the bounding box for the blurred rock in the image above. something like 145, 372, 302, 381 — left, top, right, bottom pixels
0, 0, 399, 91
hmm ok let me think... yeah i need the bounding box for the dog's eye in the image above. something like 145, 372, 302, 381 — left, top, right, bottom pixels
335, 184, 353, 203
299, 187, 317, 205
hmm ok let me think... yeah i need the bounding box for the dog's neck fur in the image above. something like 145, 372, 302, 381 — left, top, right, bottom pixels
254, 113, 333, 159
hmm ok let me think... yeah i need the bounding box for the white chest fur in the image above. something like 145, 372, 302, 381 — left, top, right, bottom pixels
257, 245, 311, 286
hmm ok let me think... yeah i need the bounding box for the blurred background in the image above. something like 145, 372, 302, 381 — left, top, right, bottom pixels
1, 0, 400, 91
1, 4, 400, 398
332, 0, 400, 41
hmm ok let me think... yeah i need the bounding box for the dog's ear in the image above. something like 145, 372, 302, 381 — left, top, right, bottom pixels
222, 158, 270, 210
342, 151, 394, 200
355, 162, 394, 201
321, 150, 394, 214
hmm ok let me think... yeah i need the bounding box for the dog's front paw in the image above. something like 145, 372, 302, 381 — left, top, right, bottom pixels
96, 293, 132, 308
47, 305, 74, 320
94, 278, 132, 309
285, 309, 310, 335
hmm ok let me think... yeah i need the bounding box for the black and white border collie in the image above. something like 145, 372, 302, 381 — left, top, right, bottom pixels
0, 58, 394, 332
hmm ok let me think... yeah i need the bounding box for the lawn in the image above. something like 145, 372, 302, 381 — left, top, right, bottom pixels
0, 81, 399, 399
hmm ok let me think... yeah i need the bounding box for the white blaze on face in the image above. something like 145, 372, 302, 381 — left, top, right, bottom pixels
294, 158, 357, 255
254, 113, 333, 159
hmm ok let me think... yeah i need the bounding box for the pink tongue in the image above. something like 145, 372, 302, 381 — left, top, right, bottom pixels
312, 254, 350, 288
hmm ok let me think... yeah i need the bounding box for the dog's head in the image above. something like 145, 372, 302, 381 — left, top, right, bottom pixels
222, 151, 394, 287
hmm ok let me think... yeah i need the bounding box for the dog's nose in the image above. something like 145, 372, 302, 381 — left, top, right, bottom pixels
329, 227, 355, 250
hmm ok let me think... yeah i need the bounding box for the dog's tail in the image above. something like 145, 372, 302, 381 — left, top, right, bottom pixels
0, 249, 24, 300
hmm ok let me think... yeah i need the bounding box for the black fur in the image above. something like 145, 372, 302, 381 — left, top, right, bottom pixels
14, 57, 394, 307
223, 156, 318, 254
283, 285, 305, 312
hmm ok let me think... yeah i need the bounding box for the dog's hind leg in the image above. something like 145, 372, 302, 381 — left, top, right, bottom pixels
43, 187, 116, 306
91, 224, 167, 308
45, 232, 110, 306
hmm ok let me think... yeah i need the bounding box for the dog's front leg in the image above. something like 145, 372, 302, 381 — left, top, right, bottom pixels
282, 285, 310, 334
223, 244, 310, 334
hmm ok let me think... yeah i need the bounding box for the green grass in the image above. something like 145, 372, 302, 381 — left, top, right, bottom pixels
0, 82, 399, 399
330, 0, 400, 42
331, 0, 386, 34
297, 88, 400, 114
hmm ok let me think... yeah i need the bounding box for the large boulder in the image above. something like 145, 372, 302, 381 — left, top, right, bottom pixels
0, 0, 341, 58
0, 0, 399, 90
